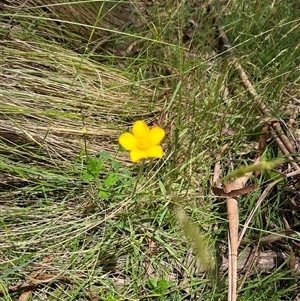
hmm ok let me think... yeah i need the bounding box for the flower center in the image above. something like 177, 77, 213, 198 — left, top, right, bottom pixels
137, 137, 150, 150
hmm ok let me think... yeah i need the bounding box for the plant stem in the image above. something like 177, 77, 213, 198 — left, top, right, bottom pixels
131, 160, 145, 199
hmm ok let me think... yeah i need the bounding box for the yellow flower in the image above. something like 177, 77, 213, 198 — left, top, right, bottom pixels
119, 120, 165, 163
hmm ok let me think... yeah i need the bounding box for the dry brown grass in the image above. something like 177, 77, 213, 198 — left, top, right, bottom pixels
0, 1, 168, 168
1, 0, 148, 51
1, 34, 165, 169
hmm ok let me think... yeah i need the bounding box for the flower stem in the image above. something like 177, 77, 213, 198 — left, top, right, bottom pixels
131, 160, 145, 199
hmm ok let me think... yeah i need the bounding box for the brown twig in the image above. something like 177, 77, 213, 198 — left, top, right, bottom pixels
227, 198, 239, 301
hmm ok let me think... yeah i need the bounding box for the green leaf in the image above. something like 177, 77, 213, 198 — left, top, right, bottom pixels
147, 278, 157, 289
104, 174, 119, 187
156, 279, 169, 293
98, 190, 109, 200
148, 278, 169, 293
81, 173, 95, 181
111, 160, 120, 171
98, 151, 111, 161
86, 156, 103, 177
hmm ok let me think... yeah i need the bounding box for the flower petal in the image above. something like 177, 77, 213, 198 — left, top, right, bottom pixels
130, 149, 148, 163
149, 126, 165, 145
132, 120, 150, 139
119, 132, 137, 150
146, 145, 164, 159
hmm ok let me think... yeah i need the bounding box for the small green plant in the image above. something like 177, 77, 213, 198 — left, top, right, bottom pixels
80, 151, 133, 201
147, 278, 170, 295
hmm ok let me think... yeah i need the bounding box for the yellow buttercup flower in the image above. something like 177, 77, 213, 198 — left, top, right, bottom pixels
119, 120, 165, 163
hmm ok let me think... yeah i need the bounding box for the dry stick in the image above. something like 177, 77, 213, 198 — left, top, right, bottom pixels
212, 145, 238, 301
217, 24, 300, 172
227, 198, 239, 301
272, 123, 300, 171
272, 122, 297, 155
223, 162, 258, 301
237, 71, 299, 170
285, 168, 300, 178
